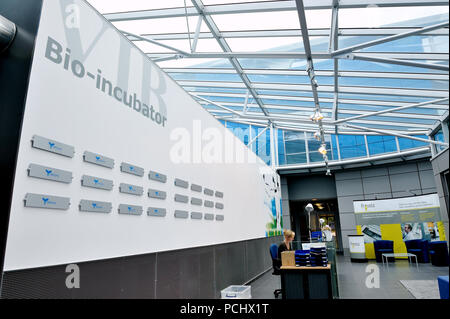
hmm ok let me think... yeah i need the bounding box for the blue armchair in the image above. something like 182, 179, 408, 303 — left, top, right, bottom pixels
429, 241, 449, 266
404, 239, 430, 263
374, 240, 394, 263
438, 276, 449, 299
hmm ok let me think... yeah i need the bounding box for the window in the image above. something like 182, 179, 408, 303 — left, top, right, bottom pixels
338, 135, 367, 159
367, 135, 397, 155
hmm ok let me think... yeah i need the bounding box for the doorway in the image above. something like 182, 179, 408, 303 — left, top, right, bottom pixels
289, 199, 342, 252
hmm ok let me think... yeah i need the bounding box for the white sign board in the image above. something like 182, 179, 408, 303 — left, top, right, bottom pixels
348, 236, 366, 254
3, 0, 282, 271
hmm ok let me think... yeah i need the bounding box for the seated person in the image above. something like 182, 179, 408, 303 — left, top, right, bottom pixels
278, 229, 295, 261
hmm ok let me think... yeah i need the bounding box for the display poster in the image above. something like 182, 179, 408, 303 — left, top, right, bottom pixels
353, 194, 445, 259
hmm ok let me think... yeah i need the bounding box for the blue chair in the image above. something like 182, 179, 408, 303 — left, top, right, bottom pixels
429, 241, 449, 266
438, 276, 449, 299
373, 240, 394, 263
404, 239, 430, 263
269, 244, 282, 298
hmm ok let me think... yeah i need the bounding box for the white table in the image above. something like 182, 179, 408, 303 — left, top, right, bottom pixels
382, 253, 418, 270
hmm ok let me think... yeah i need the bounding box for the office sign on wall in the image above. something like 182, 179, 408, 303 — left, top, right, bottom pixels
3, 0, 282, 271
353, 193, 441, 225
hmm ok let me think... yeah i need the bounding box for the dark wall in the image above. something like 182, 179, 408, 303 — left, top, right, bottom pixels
287, 174, 337, 201
0, 0, 43, 278
335, 160, 437, 254
1, 236, 281, 298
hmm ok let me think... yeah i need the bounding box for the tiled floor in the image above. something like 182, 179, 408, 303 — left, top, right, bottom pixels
249, 255, 449, 299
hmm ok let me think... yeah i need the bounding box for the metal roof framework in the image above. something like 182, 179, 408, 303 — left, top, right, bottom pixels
94, 0, 450, 166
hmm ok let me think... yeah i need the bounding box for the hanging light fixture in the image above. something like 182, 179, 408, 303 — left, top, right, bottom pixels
311, 110, 324, 122
318, 144, 327, 155
314, 131, 321, 141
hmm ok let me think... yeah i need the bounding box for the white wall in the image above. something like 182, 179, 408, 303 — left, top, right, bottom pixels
4, 0, 282, 271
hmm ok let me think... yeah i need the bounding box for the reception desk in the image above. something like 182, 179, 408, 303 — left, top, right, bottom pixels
280, 264, 333, 299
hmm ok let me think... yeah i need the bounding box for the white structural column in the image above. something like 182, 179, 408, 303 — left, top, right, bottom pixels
295, 0, 331, 174
330, 0, 339, 134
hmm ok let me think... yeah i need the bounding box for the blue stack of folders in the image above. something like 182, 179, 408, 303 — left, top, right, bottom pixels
295, 250, 310, 267
310, 246, 328, 267
295, 248, 328, 267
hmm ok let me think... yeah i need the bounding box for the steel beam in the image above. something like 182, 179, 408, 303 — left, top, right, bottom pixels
191, 15, 203, 53
332, 21, 449, 57
131, 28, 448, 41
333, 97, 449, 124
276, 146, 431, 170
147, 51, 447, 60
104, 0, 449, 21
248, 125, 270, 147
191, 0, 270, 118
343, 123, 449, 146
165, 67, 449, 81
348, 53, 450, 72
121, 30, 190, 55
179, 80, 449, 98
190, 93, 242, 117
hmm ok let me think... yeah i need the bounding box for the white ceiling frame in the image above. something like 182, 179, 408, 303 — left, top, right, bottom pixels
192, 91, 449, 109
178, 80, 448, 98
104, 0, 449, 21
127, 28, 449, 41
197, 100, 442, 121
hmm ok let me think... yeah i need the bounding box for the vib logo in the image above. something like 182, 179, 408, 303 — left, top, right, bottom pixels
129, 166, 134, 171
48, 141, 62, 151
42, 197, 56, 205
45, 169, 59, 178
129, 186, 134, 191
92, 202, 103, 210
93, 179, 104, 186
127, 206, 135, 213
95, 156, 105, 163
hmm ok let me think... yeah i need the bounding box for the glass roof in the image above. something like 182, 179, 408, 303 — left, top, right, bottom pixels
88, 0, 449, 166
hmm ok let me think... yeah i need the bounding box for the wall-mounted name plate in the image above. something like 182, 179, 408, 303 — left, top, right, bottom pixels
147, 207, 167, 217
191, 212, 203, 220
31, 135, 75, 158
79, 200, 112, 213
204, 188, 214, 196
24, 193, 70, 210
191, 197, 202, 206
215, 191, 224, 198
81, 175, 113, 190
118, 204, 142, 216
174, 194, 189, 203
148, 189, 167, 200
215, 203, 224, 209
174, 210, 189, 219
204, 213, 214, 220
120, 162, 144, 177
216, 215, 225, 221
83, 151, 114, 169
149, 171, 167, 183
191, 184, 202, 192
204, 200, 214, 208
27, 164, 72, 184
174, 178, 188, 189
119, 183, 144, 196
